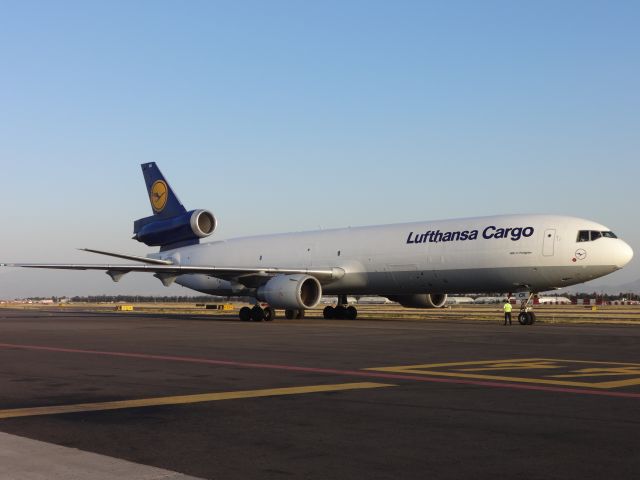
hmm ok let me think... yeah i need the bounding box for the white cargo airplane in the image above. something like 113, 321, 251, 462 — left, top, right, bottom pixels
2, 163, 633, 324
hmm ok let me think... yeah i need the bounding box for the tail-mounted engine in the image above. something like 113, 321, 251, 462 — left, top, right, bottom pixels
133, 209, 217, 250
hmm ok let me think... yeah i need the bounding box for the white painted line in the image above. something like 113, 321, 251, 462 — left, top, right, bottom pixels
0, 432, 203, 480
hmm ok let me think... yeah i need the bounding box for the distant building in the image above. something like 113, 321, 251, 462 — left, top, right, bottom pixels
446, 296, 475, 305
320, 296, 358, 304
536, 296, 571, 305
356, 296, 395, 304
473, 296, 509, 304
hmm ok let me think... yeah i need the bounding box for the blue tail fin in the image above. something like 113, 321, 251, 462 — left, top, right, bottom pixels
134, 163, 201, 251
135, 163, 216, 251
141, 162, 186, 219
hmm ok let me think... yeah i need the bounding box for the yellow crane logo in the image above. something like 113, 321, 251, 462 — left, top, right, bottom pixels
150, 180, 168, 212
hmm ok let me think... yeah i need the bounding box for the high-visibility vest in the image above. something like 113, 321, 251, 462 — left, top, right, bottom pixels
503, 303, 512, 313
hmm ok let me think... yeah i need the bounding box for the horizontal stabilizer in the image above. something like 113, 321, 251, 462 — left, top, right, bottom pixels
79, 248, 173, 265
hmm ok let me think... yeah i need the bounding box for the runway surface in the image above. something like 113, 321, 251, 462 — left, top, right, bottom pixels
1, 309, 639, 479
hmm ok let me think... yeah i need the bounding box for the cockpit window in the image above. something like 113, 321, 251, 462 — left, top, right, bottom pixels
577, 230, 590, 242
577, 230, 617, 242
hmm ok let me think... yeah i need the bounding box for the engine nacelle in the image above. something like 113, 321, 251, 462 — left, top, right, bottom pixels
134, 209, 217, 247
257, 274, 322, 310
387, 293, 448, 309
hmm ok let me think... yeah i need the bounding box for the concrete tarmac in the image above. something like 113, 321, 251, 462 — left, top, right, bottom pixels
1, 309, 639, 479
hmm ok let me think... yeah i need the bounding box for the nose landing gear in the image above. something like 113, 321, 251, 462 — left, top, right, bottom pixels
517, 292, 536, 325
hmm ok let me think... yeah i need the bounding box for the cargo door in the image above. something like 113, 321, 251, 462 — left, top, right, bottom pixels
542, 229, 556, 256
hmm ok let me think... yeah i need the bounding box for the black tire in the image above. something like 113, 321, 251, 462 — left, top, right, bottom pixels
285, 309, 297, 320
346, 306, 358, 320
263, 306, 275, 321
251, 305, 265, 322
296, 309, 305, 319
518, 312, 529, 325
527, 312, 536, 325
334, 305, 347, 319
239, 306, 252, 322
323, 306, 335, 319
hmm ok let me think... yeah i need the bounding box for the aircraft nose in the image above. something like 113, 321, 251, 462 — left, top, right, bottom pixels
615, 240, 634, 268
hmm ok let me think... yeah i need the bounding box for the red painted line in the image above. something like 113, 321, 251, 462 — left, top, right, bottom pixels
1, 342, 640, 399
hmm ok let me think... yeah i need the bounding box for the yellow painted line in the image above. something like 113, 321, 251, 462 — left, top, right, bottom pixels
367, 358, 640, 389
0, 382, 393, 420
370, 358, 640, 370
550, 367, 640, 379
458, 360, 563, 372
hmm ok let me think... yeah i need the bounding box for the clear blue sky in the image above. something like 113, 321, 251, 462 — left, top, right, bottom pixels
1, 0, 638, 297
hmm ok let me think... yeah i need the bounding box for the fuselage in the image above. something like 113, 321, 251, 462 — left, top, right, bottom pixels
153, 214, 633, 297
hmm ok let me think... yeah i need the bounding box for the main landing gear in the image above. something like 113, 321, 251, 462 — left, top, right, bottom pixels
323, 295, 358, 320
284, 309, 305, 320
238, 305, 307, 321
517, 292, 536, 326
239, 305, 275, 322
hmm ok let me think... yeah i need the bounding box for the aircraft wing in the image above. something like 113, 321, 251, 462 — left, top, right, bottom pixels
0, 262, 344, 288
77, 248, 174, 265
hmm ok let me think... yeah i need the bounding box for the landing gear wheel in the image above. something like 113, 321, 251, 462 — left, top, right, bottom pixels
263, 306, 275, 322
518, 312, 529, 325
518, 312, 535, 325
334, 305, 347, 319
346, 306, 358, 320
284, 309, 305, 319
516, 291, 536, 326
251, 305, 265, 322
239, 306, 252, 322
323, 306, 335, 319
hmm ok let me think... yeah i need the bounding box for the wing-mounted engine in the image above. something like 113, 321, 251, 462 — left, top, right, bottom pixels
256, 274, 322, 310
387, 293, 447, 308
134, 209, 217, 250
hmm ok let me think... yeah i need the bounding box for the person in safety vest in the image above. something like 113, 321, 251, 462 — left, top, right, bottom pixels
503, 299, 512, 325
